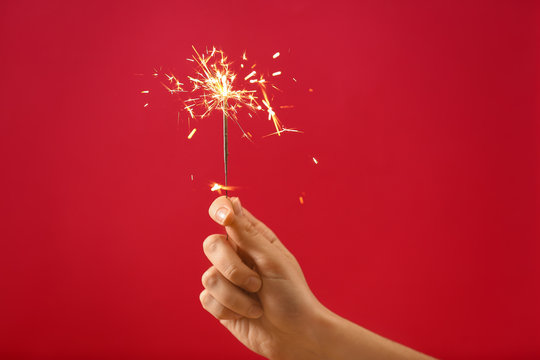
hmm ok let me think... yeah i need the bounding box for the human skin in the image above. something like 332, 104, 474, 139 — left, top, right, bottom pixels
200, 196, 436, 360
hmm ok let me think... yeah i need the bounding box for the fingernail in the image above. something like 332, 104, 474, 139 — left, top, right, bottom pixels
248, 304, 263, 318
232, 197, 244, 216
245, 276, 261, 292
215, 207, 230, 224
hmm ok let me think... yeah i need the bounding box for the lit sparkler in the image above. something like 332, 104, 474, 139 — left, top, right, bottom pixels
143, 46, 298, 196
182, 46, 288, 196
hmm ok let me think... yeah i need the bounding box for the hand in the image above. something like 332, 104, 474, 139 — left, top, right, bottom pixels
199, 196, 436, 360
199, 196, 327, 360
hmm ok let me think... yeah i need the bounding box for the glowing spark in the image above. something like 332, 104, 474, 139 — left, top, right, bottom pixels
272, 71, 282, 77
143, 103, 149, 108
279, 105, 294, 109
273, 52, 280, 59
262, 128, 304, 138
308, 88, 314, 92
244, 71, 256, 80
313, 157, 318, 164
187, 128, 197, 139
242, 52, 247, 61
293, 78, 297, 82
210, 182, 236, 194
299, 196, 304, 205
141, 90, 149, 94
184, 46, 260, 126
190, 174, 194, 181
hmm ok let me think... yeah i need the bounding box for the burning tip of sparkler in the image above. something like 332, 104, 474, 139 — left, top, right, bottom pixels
210, 182, 237, 194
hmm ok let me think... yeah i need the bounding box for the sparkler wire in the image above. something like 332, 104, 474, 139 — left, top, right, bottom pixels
223, 100, 229, 198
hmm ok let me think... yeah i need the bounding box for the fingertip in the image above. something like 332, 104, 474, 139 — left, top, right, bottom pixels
209, 196, 235, 225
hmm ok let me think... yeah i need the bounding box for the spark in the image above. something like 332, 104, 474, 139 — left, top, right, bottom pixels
141, 90, 149, 94
244, 71, 256, 80
272, 71, 282, 77
279, 105, 294, 109
299, 196, 304, 205
262, 128, 303, 138
184, 46, 260, 124
210, 182, 236, 194
308, 88, 314, 92
143, 103, 149, 108
273, 52, 280, 59
313, 157, 318, 164
187, 128, 197, 139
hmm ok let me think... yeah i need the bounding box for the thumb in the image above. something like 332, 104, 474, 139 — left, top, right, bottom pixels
208, 196, 277, 261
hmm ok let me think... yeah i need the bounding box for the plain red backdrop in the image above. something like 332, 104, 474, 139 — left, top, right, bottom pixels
1, 1, 538, 359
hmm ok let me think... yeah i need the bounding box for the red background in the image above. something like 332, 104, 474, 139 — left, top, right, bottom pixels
1, 1, 539, 359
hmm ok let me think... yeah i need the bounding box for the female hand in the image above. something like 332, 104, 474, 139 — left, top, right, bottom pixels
200, 196, 327, 360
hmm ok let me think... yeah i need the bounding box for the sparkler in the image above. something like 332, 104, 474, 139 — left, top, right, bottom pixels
181, 46, 288, 196
143, 46, 301, 196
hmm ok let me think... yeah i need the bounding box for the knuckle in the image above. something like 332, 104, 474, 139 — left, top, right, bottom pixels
201, 267, 219, 288
199, 290, 210, 309
221, 292, 241, 310
242, 220, 257, 237
203, 234, 222, 253
215, 306, 230, 320
223, 263, 241, 282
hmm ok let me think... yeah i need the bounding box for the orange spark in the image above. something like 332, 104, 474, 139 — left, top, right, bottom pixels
141, 90, 149, 94
299, 196, 304, 204
210, 182, 236, 194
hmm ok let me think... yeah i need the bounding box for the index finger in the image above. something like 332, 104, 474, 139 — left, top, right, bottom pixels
208, 196, 274, 258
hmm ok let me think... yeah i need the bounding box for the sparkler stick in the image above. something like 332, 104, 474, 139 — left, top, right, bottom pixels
222, 100, 229, 197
